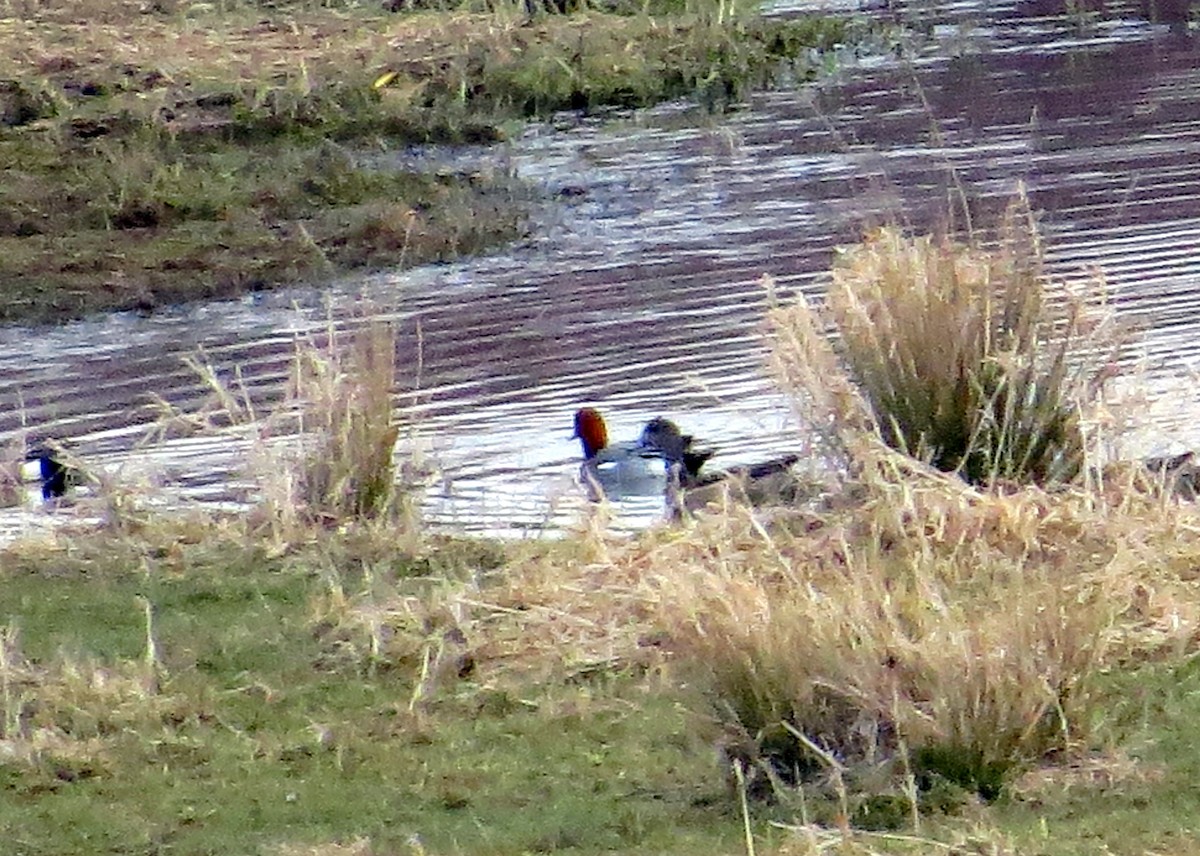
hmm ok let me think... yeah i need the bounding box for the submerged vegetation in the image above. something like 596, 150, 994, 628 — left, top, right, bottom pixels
0, 0, 849, 323
4, 208, 1200, 853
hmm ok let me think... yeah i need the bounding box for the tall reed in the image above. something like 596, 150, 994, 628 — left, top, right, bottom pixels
289, 319, 402, 524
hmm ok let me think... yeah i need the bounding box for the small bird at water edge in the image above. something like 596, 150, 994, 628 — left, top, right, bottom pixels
27, 446, 83, 502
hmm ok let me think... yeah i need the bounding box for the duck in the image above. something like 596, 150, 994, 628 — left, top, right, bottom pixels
1136, 451, 1200, 500
572, 407, 666, 500
28, 446, 82, 501
638, 416, 808, 515
637, 417, 717, 481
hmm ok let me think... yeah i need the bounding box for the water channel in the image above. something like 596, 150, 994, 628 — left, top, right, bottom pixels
1, 0, 1198, 539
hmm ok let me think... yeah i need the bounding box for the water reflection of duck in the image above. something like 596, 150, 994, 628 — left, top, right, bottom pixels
572, 407, 665, 500
638, 416, 806, 514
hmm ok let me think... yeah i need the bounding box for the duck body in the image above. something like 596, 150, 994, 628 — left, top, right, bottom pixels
573, 408, 666, 500
638, 416, 808, 515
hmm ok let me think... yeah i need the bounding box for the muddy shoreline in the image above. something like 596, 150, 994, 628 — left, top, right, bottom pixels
0, 0, 847, 324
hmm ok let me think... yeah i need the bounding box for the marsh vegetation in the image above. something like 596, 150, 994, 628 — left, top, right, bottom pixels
0, 0, 847, 323
4, 210, 1199, 854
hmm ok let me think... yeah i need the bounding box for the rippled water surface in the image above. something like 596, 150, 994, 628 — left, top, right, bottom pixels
3, 0, 1199, 538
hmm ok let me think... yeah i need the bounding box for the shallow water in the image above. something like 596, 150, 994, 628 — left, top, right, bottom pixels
2, 0, 1199, 539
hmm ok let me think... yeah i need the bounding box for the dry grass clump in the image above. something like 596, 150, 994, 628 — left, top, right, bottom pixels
662, 497, 1103, 782
478, 524, 679, 682
284, 320, 404, 525
810, 199, 1122, 487
640, 459, 1200, 806
153, 313, 427, 541
310, 562, 477, 701
0, 620, 177, 769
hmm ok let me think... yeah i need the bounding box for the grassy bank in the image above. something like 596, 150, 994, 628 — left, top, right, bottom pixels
0, 0, 847, 324
4, 482, 1200, 855
0, 524, 744, 855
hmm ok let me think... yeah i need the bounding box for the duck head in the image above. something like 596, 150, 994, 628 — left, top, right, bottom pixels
639, 417, 715, 479
572, 408, 609, 460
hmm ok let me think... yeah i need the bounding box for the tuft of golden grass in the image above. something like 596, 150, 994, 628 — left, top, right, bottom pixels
790, 195, 1125, 488
285, 319, 404, 525
648, 485, 1107, 778
308, 558, 479, 707
635, 457, 1200, 798
151, 310, 428, 543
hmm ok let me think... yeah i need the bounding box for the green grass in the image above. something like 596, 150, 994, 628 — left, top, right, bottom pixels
0, 532, 741, 855
992, 661, 1200, 856
0, 132, 528, 322
0, 526, 735, 855
0, 690, 737, 856
1, 514, 1199, 855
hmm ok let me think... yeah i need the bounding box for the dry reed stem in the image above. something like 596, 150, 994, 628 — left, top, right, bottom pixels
0, 431, 29, 507
763, 273, 878, 475
269, 839, 376, 856
766, 821, 1018, 855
